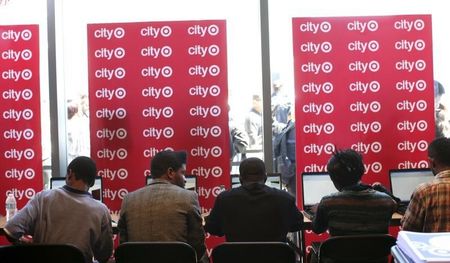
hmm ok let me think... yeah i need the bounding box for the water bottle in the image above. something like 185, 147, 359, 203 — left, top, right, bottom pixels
5, 193, 17, 221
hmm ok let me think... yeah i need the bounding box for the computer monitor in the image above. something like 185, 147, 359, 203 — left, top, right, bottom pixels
146, 174, 197, 192
301, 172, 336, 207
50, 176, 103, 202
230, 173, 283, 190
389, 168, 434, 202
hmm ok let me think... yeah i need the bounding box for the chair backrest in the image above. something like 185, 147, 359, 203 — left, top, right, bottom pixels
212, 242, 296, 263
0, 244, 85, 263
318, 234, 397, 263
115, 242, 197, 263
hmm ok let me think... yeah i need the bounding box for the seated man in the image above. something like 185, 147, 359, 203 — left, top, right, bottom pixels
309, 149, 397, 262
118, 150, 208, 263
401, 137, 450, 232
4, 156, 113, 263
205, 157, 303, 242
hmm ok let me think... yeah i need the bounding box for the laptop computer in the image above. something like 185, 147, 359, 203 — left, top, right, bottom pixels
230, 173, 283, 190
301, 172, 337, 219
50, 176, 103, 202
146, 174, 197, 192
389, 168, 434, 214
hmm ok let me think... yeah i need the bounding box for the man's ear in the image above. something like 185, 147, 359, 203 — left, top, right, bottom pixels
67, 169, 74, 180
263, 173, 267, 183
166, 168, 175, 180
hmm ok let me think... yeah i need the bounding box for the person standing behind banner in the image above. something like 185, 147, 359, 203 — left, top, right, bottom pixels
118, 150, 208, 263
273, 107, 296, 196
271, 80, 291, 136
401, 137, 450, 232
244, 94, 263, 150
4, 156, 113, 263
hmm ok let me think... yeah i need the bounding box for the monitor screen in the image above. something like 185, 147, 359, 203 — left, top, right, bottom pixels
50, 176, 103, 202
390, 169, 434, 202
50, 177, 66, 189
302, 172, 336, 206
146, 175, 197, 192
230, 173, 283, 190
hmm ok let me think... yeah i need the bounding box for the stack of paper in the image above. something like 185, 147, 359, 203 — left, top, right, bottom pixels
397, 231, 450, 263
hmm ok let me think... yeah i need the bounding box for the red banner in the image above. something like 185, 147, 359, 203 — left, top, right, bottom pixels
87, 18, 229, 219
0, 25, 42, 208
293, 15, 434, 251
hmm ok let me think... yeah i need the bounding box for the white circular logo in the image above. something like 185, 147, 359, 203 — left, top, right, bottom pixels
24, 168, 35, 179
21, 49, 33, 60
161, 66, 173, 77
162, 107, 174, 118
368, 40, 379, 52
115, 88, 127, 99
161, 26, 172, 37
322, 82, 334, 93
321, 62, 333, 73
117, 148, 128, 159
21, 69, 33, 80
163, 127, 174, 139
211, 146, 222, 157
323, 123, 335, 134
210, 126, 222, 137
117, 168, 129, 179
209, 85, 221, 96
417, 140, 428, 151
414, 19, 425, 31
25, 188, 36, 199
210, 106, 221, 117
367, 20, 379, 31
116, 128, 128, 139
116, 108, 127, 119
208, 25, 219, 36
211, 166, 223, 178
320, 22, 332, 33
114, 28, 125, 38
21, 30, 32, 41
22, 109, 34, 120
114, 47, 125, 59
114, 68, 126, 79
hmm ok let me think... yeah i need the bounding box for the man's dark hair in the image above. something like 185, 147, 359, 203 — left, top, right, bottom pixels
67, 156, 97, 187
327, 149, 365, 188
239, 157, 266, 182
151, 150, 186, 178
428, 137, 450, 166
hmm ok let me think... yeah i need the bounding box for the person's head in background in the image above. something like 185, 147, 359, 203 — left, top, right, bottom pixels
79, 94, 89, 117
428, 137, 450, 175
251, 94, 262, 114
434, 80, 445, 108
272, 80, 283, 95
66, 156, 97, 191
239, 157, 267, 185
67, 100, 79, 120
151, 150, 187, 188
327, 149, 365, 191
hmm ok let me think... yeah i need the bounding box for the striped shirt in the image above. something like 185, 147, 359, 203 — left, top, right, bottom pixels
312, 185, 397, 236
401, 169, 450, 232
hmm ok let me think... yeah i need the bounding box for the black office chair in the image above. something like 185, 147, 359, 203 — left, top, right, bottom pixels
115, 241, 197, 263
318, 234, 397, 263
0, 244, 85, 263
211, 242, 297, 263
